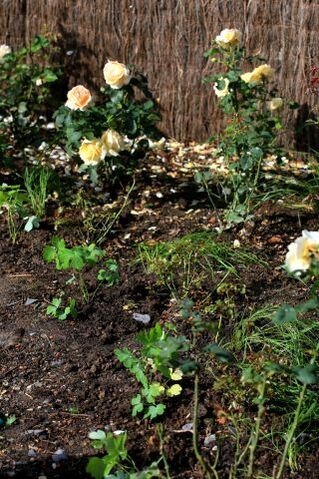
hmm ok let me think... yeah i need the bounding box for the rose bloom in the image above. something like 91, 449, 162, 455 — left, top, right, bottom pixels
269, 97, 283, 111
285, 230, 319, 273
214, 77, 230, 98
241, 64, 274, 84
215, 29, 241, 48
65, 85, 92, 111
250, 64, 274, 82
0, 44, 11, 60
240, 72, 253, 84
79, 139, 105, 165
101, 129, 125, 156
103, 60, 131, 89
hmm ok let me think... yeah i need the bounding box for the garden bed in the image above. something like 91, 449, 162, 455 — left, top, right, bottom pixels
1, 147, 319, 479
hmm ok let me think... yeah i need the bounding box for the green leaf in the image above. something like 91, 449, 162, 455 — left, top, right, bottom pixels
86, 457, 106, 479
144, 403, 166, 420
89, 430, 107, 441
204, 343, 235, 363
43, 245, 56, 263
292, 365, 319, 385
274, 304, 297, 324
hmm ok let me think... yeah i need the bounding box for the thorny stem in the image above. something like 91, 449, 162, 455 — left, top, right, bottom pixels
193, 373, 213, 479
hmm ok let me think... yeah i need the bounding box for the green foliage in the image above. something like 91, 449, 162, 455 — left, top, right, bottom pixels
24, 166, 53, 218
43, 237, 119, 314
0, 184, 28, 242
87, 430, 161, 479
98, 259, 120, 286
204, 33, 293, 221
43, 237, 105, 271
46, 297, 77, 320
115, 323, 187, 420
54, 72, 160, 183
0, 35, 61, 162
87, 431, 128, 478
137, 231, 264, 296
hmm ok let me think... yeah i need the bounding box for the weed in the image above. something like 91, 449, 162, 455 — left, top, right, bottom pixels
0, 184, 28, 242
137, 231, 265, 296
115, 323, 187, 420
24, 166, 53, 218
43, 237, 119, 316
87, 430, 162, 479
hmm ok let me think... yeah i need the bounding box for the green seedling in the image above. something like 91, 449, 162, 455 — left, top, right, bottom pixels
115, 323, 188, 420
98, 259, 120, 286
46, 297, 77, 320
43, 236, 105, 271
0, 184, 28, 242
24, 166, 53, 218
43, 237, 119, 316
87, 430, 161, 479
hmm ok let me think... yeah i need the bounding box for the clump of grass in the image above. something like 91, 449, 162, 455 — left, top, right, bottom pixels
229, 305, 319, 474
232, 306, 319, 365
24, 166, 53, 218
137, 231, 266, 296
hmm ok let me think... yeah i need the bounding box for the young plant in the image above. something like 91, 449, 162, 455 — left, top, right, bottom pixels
54, 60, 160, 185
46, 297, 77, 321
24, 166, 53, 218
115, 323, 188, 420
87, 430, 161, 479
43, 237, 119, 316
0, 184, 28, 242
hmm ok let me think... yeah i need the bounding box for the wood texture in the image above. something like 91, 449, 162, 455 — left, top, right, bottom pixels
1, 0, 319, 145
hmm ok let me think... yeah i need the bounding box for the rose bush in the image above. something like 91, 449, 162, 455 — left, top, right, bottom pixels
0, 35, 62, 167
54, 59, 160, 185
203, 27, 294, 223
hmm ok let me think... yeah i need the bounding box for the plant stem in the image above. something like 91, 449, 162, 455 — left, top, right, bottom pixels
247, 376, 267, 478
193, 373, 213, 479
97, 177, 135, 245
275, 383, 306, 479
157, 425, 171, 479
79, 272, 89, 303
275, 346, 318, 479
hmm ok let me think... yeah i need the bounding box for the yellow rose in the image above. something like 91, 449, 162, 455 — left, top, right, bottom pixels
0, 44, 11, 60
241, 72, 253, 84
241, 65, 273, 84
79, 139, 105, 165
269, 97, 283, 111
250, 64, 274, 83
101, 129, 125, 156
65, 85, 92, 111
214, 77, 230, 98
103, 60, 131, 89
215, 29, 241, 48
285, 231, 319, 273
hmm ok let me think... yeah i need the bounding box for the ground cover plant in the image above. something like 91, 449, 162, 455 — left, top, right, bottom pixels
1, 25, 319, 479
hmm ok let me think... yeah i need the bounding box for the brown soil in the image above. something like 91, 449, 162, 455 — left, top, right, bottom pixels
1, 151, 319, 479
